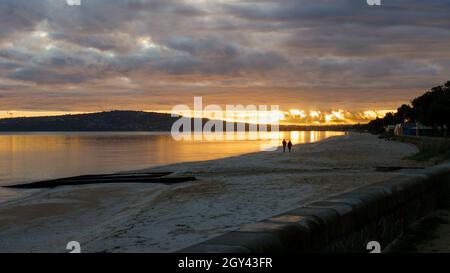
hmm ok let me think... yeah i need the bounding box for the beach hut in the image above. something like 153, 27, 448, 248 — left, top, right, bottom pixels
394, 122, 434, 136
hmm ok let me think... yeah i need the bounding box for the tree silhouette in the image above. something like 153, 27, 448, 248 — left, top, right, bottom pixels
412, 83, 450, 129
366, 80, 450, 135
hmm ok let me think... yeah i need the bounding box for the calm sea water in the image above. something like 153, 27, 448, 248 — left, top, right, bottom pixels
0, 131, 343, 202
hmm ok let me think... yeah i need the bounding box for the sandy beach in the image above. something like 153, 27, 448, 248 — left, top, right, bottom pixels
0, 133, 429, 253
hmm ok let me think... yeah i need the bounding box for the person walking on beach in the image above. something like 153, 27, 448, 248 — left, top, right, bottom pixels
287, 140, 292, 152
282, 139, 287, 152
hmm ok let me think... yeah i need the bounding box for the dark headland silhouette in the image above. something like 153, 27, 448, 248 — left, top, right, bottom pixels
0, 110, 353, 132
0, 111, 178, 131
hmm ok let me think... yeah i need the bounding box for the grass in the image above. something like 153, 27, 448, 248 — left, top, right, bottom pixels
404, 137, 450, 163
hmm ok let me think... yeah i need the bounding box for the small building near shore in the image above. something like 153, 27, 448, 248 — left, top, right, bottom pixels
394, 122, 434, 136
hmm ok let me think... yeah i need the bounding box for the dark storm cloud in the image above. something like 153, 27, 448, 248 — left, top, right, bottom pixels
8, 67, 91, 84
223, 0, 450, 28
1, 0, 450, 111
0, 0, 46, 37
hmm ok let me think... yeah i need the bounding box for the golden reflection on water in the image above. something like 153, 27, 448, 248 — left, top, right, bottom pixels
0, 131, 344, 189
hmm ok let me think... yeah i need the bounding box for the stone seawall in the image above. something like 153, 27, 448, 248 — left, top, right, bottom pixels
179, 164, 450, 253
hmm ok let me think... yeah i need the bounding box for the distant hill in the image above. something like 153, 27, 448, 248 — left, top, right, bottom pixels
0, 110, 353, 132
0, 111, 178, 131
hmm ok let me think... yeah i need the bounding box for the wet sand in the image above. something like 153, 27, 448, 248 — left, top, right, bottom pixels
0, 133, 428, 253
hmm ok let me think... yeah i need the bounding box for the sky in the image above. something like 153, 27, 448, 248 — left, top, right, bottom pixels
0, 0, 450, 123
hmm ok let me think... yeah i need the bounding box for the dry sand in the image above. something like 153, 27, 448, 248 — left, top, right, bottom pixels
0, 133, 428, 253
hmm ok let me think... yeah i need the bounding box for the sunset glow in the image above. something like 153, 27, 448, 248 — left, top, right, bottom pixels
1, 1, 447, 117
164, 108, 395, 125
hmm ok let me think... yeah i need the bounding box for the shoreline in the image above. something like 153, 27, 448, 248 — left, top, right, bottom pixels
0, 133, 430, 252
0, 130, 343, 196
0, 131, 343, 204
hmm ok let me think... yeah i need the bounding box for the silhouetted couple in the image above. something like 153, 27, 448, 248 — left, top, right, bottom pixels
282, 139, 292, 153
